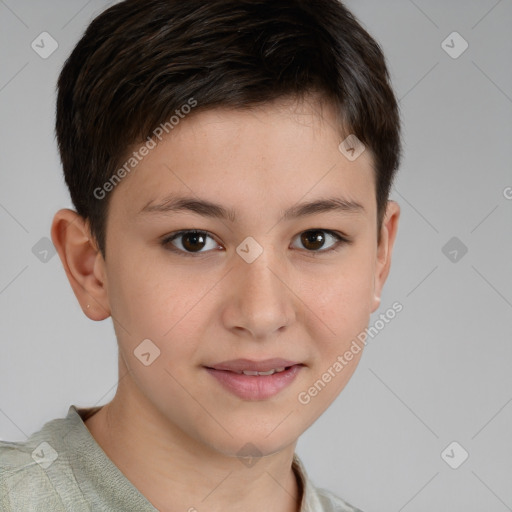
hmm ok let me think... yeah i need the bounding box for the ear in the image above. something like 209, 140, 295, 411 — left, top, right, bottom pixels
371, 200, 400, 313
51, 209, 111, 321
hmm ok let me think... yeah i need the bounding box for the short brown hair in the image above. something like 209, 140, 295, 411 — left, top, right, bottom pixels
56, 0, 401, 257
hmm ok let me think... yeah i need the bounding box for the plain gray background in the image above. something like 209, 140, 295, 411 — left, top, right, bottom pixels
1, 1, 511, 511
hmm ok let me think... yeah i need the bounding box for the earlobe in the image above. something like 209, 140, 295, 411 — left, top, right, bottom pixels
51, 209, 111, 321
371, 200, 400, 313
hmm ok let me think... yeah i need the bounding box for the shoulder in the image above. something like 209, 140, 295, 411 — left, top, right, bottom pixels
293, 454, 364, 512
0, 439, 64, 511
314, 486, 365, 512
0, 412, 78, 511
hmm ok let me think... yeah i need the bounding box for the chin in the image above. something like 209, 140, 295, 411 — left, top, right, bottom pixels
199, 419, 303, 461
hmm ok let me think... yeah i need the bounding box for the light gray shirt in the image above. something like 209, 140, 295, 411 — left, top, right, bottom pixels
0, 405, 363, 511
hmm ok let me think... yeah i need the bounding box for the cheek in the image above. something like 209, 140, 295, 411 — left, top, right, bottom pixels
106, 252, 212, 367
298, 265, 373, 409
105, 246, 181, 332
332, 273, 372, 325
307, 253, 374, 331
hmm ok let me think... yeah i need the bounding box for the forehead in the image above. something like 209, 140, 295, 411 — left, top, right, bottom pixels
108, 99, 376, 224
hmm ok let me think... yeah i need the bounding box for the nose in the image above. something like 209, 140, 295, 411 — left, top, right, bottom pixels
221, 247, 296, 339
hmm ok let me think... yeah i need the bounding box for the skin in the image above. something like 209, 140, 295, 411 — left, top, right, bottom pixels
51, 96, 400, 512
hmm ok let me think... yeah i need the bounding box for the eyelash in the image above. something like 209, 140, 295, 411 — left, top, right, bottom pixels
161, 229, 351, 257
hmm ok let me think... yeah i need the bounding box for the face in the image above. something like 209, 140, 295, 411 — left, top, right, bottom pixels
93, 98, 397, 457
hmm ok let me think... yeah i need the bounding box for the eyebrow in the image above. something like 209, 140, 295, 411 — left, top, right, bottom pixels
139, 194, 365, 222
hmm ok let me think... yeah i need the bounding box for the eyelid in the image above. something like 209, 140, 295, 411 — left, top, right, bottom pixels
161, 228, 351, 256
290, 229, 351, 256
162, 229, 222, 257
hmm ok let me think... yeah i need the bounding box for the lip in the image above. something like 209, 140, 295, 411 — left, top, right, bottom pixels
207, 358, 300, 373
204, 359, 304, 401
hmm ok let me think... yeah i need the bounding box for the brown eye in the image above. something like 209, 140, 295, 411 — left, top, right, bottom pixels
180, 231, 207, 252
163, 230, 220, 255
292, 229, 348, 253
301, 230, 327, 251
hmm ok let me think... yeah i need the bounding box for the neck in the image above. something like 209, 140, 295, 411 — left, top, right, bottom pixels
84, 379, 302, 512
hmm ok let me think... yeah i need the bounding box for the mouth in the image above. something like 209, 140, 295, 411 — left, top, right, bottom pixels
204, 359, 305, 400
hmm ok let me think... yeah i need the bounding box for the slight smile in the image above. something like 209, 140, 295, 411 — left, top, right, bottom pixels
204, 359, 305, 401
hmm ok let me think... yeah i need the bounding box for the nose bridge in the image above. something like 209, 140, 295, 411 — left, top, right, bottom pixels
227, 240, 295, 337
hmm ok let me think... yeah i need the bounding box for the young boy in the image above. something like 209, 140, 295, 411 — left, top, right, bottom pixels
0, 0, 401, 510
